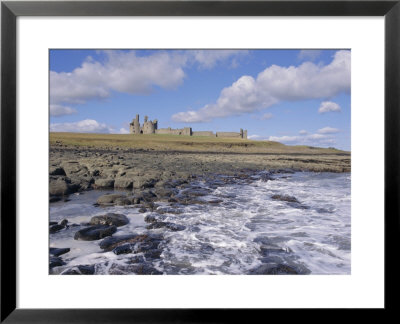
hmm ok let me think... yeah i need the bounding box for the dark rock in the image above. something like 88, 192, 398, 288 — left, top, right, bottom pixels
113, 243, 134, 255
174, 197, 207, 205
109, 263, 162, 275
60, 219, 68, 226
271, 194, 300, 203
49, 196, 62, 203
90, 213, 129, 227
131, 197, 141, 204
138, 208, 147, 213
114, 198, 132, 206
156, 207, 183, 215
61, 265, 95, 275
154, 188, 178, 198
144, 249, 163, 260
49, 256, 65, 269
133, 178, 158, 189
99, 234, 153, 251
50, 224, 65, 234
180, 188, 211, 198
142, 201, 157, 211
250, 263, 301, 275
49, 221, 58, 226
140, 190, 157, 202
144, 214, 166, 223
49, 166, 66, 176
207, 199, 223, 204
74, 225, 117, 241
146, 222, 186, 232
127, 255, 146, 264
49, 247, 70, 257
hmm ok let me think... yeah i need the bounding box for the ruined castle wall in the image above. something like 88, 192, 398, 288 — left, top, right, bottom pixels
192, 131, 216, 137
143, 121, 155, 134
216, 132, 242, 138
156, 128, 184, 135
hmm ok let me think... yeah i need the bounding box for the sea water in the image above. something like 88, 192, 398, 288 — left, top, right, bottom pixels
50, 172, 351, 275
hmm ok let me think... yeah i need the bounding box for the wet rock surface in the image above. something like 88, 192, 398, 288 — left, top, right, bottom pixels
49, 247, 70, 257
50, 256, 65, 269
90, 213, 129, 227
74, 225, 117, 241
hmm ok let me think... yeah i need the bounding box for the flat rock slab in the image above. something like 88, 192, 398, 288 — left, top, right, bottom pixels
94, 179, 115, 189
96, 193, 127, 205
74, 225, 117, 241
90, 213, 129, 227
114, 178, 133, 189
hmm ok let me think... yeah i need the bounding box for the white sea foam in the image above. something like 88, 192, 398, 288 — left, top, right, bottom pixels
50, 172, 351, 275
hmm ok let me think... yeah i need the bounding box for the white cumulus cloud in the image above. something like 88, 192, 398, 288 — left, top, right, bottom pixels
248, 134, 262, 140
318, 126, 340, 134
50, 51, 186, 106
50, 50, 248, 108
268, 131, 337, 147
318, 101, 341, 113
172, 50, 350, 123
50, 119, 114, 133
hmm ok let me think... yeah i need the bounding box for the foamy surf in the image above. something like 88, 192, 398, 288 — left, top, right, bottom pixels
50, 171, 351, 275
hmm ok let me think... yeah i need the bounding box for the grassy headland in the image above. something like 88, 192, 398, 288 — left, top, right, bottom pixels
50, 132, 347, 155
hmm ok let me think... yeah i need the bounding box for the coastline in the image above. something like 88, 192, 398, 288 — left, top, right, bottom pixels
49, 133, 350, 200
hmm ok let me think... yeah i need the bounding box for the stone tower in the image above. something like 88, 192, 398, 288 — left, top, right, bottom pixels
129, 114, 141, 134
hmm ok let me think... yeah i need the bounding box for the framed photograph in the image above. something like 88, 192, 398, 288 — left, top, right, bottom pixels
1, 0, 399, 321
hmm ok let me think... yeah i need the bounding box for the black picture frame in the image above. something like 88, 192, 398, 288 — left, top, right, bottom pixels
1, 0, 399, 322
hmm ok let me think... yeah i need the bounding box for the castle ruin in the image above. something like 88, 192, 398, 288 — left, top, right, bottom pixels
129, 114, 247, 139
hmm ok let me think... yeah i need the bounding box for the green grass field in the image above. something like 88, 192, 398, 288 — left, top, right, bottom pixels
50, 132, 347, 154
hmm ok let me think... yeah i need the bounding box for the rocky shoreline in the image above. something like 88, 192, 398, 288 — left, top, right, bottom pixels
50, 145, 350, 200
49, 145, 350, 275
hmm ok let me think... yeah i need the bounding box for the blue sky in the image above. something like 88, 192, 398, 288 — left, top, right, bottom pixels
50, 49, 350, 150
